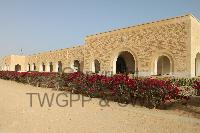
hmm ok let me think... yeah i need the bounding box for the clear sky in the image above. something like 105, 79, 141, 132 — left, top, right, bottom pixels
0, 0, 200, 56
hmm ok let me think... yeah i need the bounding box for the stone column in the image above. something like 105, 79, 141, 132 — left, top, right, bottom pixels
53, 62, 58, 72
26, 65, 29, 72
39, 64, 43, 72
91, 61, 95, 73
46, 63, 50, 72
31, 64, 35, 71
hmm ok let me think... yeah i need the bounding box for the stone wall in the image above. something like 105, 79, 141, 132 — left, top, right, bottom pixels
191, 15, 200, 77
0, 55, 25, 71
25, 45, 84, 72
1, 14, 200, 77
10, 55, 26, 71
0, 56, 11, 71
84, 15, 191, 76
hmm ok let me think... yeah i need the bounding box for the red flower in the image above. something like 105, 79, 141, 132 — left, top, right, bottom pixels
88, 88, 95, 94
193, 81, 200, 90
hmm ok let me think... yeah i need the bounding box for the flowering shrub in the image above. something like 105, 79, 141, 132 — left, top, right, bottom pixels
64, 72, 184, 108
0, 71, 62, 88
193, 81, 200, 96
170, 78, 198, 87
0, 71, 191, 108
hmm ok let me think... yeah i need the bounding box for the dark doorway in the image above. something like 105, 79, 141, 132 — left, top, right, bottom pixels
58, 61, 62, 72
116, 56, 127, 73
74, 60, 80, 72
42, 63, 45, 72
94, 60, 100, 73
33, 63, 36, 71
49, 62, 53, 72
28, 64, 31, 71
15, 64, 21, 72
116, 51, 135, 74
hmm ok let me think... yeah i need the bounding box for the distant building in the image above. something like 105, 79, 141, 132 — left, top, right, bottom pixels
0, 14, 200, 77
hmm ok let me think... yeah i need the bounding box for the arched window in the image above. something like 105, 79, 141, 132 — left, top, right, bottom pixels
195, 53, 200, 76
94, 59, 100, 73
115, 51, 136, 74
157, 55, 171, 75
42, 63, 45, 72
49, 62, 53, 72
28, 64, 31, 71
33, 63, 36, 71
58, 61, 62, 72
15, 64, 21, 72
74, 60, 80, 72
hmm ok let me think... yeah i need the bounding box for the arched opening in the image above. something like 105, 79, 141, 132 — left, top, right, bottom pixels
33, 63, 36, 71
28, 64, 31, 71
157, 55, 171, 75
94, 59, 100, 73
27, 64, 31, 72
116, 56, 127, 73
115, 51, 135, 74
74, 60, 80, 72
15, 64, 21, 72
49, 62, 53, 72
42, 63, 45, 72
58, 61, 62, 72
195, 53, 200, 76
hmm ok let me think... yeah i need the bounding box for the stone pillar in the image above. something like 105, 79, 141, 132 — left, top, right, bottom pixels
31, 64, 35, 71
54, 62, 58, 72
39, 64, 43, 72
91, 61, 95, 73
46, 63, 50, 72
5, 66, 7, 71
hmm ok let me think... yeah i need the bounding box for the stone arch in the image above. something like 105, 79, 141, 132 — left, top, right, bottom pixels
28, 64, 31, 71
112, 48, 138, 74
73, 60, 80, 72
29, 64, 31, 71
71, 59, 84, 72
92, 59, 101, 73
58, 61, 62, 72
157, 56, 171, 75
15, 64, 21, 72
41, 62, 45, 72
32, 63, 37, 71
33, 63, 36, 71
195, 53, 200, 76
152, 53, 174, 76
49, 62, 53, 72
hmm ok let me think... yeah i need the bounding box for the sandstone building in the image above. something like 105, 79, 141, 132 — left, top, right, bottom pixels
1, 14, 200, 77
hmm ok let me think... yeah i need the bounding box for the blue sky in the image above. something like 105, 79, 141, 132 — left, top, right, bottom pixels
0, 0, 200, 56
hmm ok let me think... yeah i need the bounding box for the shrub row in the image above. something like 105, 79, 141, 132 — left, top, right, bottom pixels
1, 71, 199, 108
0, 71, 66, 88
64, 72, 187, 108
193, 81, 200, 96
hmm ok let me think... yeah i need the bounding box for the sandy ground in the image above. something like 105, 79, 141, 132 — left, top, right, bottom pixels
0, 79, 200, 133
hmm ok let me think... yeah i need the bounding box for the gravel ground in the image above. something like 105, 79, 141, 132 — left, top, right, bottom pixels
0, 79, 199, 133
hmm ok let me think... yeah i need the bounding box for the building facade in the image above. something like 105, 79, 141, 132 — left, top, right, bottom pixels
1, 14, 200, 77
